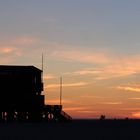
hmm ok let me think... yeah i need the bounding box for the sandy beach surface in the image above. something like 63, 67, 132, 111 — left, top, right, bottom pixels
0, 120, 140, 140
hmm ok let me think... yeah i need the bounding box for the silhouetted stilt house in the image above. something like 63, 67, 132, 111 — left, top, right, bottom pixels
0, 65, 72, 122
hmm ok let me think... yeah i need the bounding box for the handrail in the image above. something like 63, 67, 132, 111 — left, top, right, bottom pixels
61, 110, 72, 120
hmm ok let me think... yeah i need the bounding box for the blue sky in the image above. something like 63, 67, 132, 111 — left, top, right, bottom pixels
1, 0, 140, 118
0, 0, 140, 56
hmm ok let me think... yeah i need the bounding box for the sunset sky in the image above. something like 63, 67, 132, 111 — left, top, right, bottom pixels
1, 0, 140, 119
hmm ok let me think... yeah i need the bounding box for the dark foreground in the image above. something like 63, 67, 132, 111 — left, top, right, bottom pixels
0, 119, 140, 140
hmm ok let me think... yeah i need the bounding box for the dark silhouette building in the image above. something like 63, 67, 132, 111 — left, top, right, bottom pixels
0, 65, 71, 122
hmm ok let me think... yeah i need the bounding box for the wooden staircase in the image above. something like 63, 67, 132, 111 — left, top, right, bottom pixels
44, 105, 72, 122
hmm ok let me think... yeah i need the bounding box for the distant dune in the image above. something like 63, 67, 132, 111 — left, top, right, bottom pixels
0, 120, 140, 140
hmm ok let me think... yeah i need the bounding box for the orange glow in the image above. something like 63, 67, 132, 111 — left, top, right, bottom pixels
45, 99, 74, 104
45, 82, 88, 89
117, 86, 140, 92
43, 74, 56, 80
2, 40, 140, 119
0, 47, 17, 54
2, 1, 140, 120
100, 102, 122, 105
132, 112, 140, 118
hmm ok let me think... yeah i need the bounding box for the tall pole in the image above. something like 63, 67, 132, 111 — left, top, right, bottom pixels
42, 53, 44, 72
60, 77, 62, 105
41, 53, 44, 91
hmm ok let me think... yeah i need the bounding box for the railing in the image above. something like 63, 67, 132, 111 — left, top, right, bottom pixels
61, 110, 72, 121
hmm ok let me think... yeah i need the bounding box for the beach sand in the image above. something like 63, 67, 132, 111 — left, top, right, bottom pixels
0, 120, 140, 140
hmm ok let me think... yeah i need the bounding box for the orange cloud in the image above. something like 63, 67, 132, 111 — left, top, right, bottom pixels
0, 36, 40, 56
120, 108, 140, 111
0, 47, 19, 54
80, 95, 111, 100
132, 112, 140, 118
50, 47, 110, 64
64, 107, 88, 111
100, 102, 122, 105
77, 110, 97, 114
45, 99, 74, 104
0, 35, 42, 64
45, 82, 88, 89
0, 47, 22, 64
65, 60, 140, 80
65, 69, 102, 76
49, 45, 140, 80
117, 86, 140, 93
128, 98, 140, 100
43, 74, 56, 80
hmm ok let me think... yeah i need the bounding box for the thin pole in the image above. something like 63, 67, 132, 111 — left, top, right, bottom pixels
42, 53, 44, 72
60, 77, 62, 105
41, 53, 44, 88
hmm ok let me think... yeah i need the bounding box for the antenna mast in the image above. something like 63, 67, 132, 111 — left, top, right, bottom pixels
60, 77, 62, 105
42, 53, 44, 72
